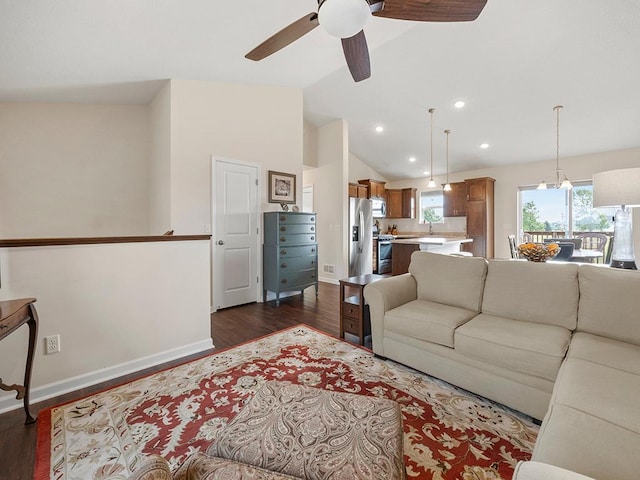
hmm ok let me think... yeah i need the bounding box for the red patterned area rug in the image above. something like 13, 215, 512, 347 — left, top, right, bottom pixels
35, 326, 538, 480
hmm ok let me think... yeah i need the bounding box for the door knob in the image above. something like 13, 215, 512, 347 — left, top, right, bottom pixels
217, 240, 224, 245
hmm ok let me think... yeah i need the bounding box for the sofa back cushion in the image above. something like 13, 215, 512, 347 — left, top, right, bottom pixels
409, 252, 488, 312
482, 260, 579, 330
577, 265, 640, 346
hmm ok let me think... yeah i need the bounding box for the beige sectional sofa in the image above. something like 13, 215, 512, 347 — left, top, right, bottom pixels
364, 251, 640, 480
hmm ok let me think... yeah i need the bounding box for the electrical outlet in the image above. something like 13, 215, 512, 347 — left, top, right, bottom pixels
45, 334, 61, 354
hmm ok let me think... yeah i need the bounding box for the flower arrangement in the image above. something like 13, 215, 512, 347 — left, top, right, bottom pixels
517, 242, 559, 262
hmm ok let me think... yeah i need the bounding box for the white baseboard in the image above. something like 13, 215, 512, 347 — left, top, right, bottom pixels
319, 277, 339, 285
0, 338, 214, 415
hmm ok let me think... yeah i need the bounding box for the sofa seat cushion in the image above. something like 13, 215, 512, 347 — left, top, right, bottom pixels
550, 357, 640, 434
210, 381, 405, 480
385, 299, 478, 348
174, 453, 302, 480
568, 331, 640, 375
513, 461, 596, 480
533, 404, 640, 480
454, 314, 571, 381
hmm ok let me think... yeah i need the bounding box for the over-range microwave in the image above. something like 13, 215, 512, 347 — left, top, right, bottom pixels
372, 198, 386, 218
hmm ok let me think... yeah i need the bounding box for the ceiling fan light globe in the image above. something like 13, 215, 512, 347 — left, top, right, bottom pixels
318, 0, 371, 38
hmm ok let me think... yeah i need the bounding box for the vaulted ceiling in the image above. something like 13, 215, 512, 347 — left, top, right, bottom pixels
2, 0, 639, 180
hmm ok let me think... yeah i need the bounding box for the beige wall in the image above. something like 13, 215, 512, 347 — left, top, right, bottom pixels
304, 120, 349, 284
0, 240, 211, 412
349, 153, 387, 184
0, 103, 151, 238
386, 147, 640, 258
168, 79, 304, 234
149, 81, 172, 234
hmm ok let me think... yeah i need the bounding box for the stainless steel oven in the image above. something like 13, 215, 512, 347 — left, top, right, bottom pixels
375, 235, 394, 274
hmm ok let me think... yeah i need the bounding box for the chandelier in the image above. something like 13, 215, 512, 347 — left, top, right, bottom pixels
537, 105, 572, 190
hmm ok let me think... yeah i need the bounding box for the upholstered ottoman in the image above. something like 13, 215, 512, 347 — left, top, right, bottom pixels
209, 381, 406, 480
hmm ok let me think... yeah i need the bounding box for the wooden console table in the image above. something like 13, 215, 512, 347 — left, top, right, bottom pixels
0, 298, 39, 424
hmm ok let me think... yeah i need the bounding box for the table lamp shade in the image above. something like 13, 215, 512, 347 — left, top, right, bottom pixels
592, 167, 640, 270
593, 168, 640, 208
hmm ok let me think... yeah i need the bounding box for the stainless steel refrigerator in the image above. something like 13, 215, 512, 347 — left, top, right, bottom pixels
349, 197, 373, 277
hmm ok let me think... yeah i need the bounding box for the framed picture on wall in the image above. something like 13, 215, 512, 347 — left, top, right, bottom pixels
268, 170, 296, 203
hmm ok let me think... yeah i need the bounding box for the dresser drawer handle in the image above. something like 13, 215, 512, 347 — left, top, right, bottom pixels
280, 226, 287, 232
281, 279, 288, 284
310, 226, 315, 231
310, 217, 314, 222
280, 215, 286, 221
311, 248, 316, 253
281, 262, 287, 268
310, 260, 315, 265
280, 237, 286, 242
310, 236, 315, 241
311, 273, 316, 278
281, 250, 287, 255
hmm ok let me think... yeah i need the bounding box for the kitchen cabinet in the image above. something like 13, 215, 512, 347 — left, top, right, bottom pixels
391, 243, 419, 275
358, 179, 386, 199
263, 212, 318, 306
348, 183, 368, 198
462, 177, 495, 258
443, 182, 466, 217
387, 188, 416, 219
402, 188, 417, 218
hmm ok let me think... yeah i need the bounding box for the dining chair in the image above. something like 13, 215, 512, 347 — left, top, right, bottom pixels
543, 238, 583, 249
549, 242, 575, 262
508, 235, 519, 259
575, 233, 608, 263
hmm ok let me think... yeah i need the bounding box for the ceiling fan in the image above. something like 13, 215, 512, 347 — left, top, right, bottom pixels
245, 0, 487, 82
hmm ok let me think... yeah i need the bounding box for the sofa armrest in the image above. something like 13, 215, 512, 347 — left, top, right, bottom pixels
513, 461, 596, 480
364, 273, 417, 356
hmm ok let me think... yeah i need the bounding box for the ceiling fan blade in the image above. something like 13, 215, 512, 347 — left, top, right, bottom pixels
373, 0, 487, 22
246, 13, 319, 61
342, 30, 371, 82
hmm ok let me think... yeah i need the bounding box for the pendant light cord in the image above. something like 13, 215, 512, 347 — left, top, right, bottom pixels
445, 129, 450, 185
555, 105, 563, 184
428, 108, 435, 186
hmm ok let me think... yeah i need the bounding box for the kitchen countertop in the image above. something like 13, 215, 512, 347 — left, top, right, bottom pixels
391, 237, 473, 245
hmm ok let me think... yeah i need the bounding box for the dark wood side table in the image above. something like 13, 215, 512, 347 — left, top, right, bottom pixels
0, 298, 39, 424
339, 274, 385, 346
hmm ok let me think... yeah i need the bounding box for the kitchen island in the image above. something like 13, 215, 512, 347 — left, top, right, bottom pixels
391, 237, 473, 275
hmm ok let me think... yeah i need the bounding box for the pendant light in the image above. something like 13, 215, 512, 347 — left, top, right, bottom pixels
537, 105, 572, 190
443, 129, 452, 191
427, 108, 436, 188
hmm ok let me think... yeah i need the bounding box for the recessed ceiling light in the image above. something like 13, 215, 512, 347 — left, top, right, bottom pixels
409, 156, 416, 162
454, 100, 465, 109
480, 143, 490, 149
375, 125, 384, 133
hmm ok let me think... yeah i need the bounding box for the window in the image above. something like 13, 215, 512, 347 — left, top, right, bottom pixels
420, 191, 444, 224
519, 182, 615, 241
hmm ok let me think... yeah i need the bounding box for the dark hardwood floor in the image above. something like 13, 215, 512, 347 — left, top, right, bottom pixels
0, 282, 340, 480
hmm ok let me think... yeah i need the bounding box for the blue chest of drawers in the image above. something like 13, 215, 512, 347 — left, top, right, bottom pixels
263, 212, 318, 306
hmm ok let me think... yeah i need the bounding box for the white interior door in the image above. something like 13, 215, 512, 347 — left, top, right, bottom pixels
213, 159, 259, 310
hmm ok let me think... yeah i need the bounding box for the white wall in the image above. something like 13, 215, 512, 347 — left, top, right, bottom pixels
385, 147, 640, 258
303, 120, 318, 168
168, 79, 303, 234
0, 103, 151, 238
0, 239, 212, 412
